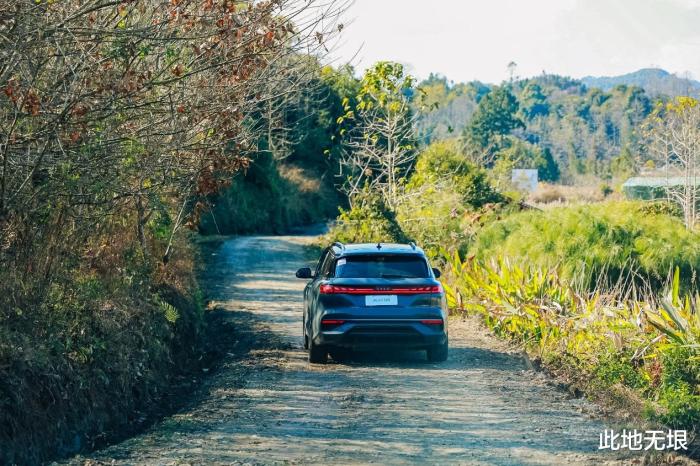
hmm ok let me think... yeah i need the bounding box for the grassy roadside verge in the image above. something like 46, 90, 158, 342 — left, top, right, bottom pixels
0, 236, 228, 465
441, 254, 700, 459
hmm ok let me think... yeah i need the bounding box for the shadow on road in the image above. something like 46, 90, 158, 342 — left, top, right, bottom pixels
326, 345, 529, 372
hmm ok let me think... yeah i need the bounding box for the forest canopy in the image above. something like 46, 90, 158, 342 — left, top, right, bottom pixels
414, 73, 655, 182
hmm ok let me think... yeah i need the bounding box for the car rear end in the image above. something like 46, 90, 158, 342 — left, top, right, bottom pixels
311, 252, 448, 360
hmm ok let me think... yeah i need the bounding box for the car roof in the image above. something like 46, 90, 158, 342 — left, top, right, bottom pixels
331, 242, 426, 257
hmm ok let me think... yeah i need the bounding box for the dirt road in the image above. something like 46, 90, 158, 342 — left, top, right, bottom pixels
67, 234, 637, 465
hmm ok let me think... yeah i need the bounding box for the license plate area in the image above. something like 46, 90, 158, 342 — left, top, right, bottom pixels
365, 295, 398, 306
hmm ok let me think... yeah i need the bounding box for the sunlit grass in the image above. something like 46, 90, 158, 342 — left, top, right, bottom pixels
442, 251, 700, 430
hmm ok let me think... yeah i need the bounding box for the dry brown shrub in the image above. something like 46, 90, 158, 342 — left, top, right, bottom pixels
529, 184, 566, 204
529, 183, 621, 206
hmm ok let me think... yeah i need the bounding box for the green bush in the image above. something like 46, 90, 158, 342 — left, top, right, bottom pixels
638, 200, 683, 218
656, 347, 700, 428
326, 188, 408, 244
396, 187, 467, 258
408, 139, 503, 209
594, 352, 646, 390
396, 140, 507, 257
472, 201, 700, 291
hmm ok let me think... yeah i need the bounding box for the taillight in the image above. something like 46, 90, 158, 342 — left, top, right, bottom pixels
421, 319, 443, 325
319, 284, 338, 294
321, 319, 345, 327
319, 284, 443, 295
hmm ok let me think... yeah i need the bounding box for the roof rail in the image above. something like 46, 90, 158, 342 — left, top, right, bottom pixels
331, 241, 345, 250
409, 242, 416, 250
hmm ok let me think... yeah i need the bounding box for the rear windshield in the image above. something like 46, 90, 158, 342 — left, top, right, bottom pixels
334, 255, 429, 278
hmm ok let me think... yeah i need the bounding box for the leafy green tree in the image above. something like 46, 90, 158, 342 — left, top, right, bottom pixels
610, 146, 638, 179
463, 86, 524, 164
533, 147, 560, 182
519, 82, 549, 120
286, 63, 360, 172
492, 138, 560, 184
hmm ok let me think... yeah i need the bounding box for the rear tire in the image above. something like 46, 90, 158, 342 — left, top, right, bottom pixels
308, 339, 327, 364
427, 340, 448, 362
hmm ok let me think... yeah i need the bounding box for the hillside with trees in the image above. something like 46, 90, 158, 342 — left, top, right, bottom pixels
414, 73, 654, 182
582, 68, 700, 98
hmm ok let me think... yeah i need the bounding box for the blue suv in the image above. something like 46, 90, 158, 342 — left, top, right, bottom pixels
296, 242, 448, 364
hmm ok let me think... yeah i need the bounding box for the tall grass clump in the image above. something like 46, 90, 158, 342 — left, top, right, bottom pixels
473, 201, 700, 292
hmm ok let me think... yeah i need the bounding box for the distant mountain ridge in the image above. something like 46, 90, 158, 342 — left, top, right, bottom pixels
581, 68, 700, 98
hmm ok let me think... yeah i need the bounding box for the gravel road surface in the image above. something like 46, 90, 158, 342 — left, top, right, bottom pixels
66, 234, 642, 465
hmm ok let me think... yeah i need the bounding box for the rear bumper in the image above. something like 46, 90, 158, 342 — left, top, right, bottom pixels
314, 320, 447, 350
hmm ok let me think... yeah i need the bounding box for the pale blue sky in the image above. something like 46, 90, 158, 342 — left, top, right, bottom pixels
331, 0, 700, 83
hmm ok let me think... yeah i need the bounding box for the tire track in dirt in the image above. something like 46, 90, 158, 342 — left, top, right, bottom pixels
64, 234, 642, 465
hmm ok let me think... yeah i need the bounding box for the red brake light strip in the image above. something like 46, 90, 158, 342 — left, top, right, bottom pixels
319, 284, 443, 295
321, 319, 346, 325
420, 319, 443, 325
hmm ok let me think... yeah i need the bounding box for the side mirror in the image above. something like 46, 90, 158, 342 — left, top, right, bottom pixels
296, 267, 313, 279
432, 267, 441, 278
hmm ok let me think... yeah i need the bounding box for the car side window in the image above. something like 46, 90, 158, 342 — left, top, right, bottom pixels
315, 249, 329, 278
319, 253, 335, 279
